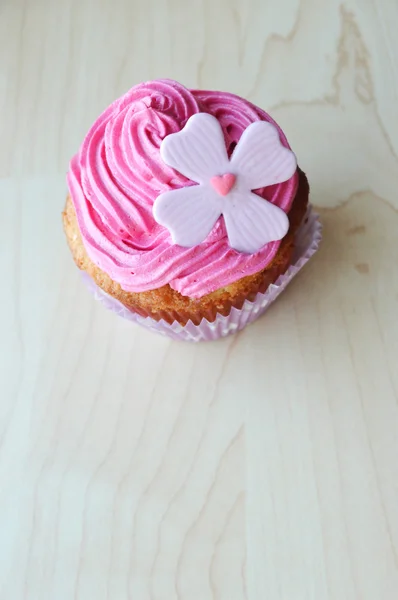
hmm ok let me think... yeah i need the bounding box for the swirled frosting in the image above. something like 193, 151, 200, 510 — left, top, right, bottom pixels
68, 79, 299, 298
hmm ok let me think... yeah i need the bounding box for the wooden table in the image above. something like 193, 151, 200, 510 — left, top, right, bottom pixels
2, 1, 398, 598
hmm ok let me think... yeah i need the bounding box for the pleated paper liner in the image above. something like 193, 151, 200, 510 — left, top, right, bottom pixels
83, 205, 322, 341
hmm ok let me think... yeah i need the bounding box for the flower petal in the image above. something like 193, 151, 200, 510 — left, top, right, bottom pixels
223, 191, 289, 253
153, 185, 221, 247
230, 121, 297, 190
161, 113, 230, 184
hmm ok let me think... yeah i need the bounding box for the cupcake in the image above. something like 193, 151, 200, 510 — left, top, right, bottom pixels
64, 79, 320, 340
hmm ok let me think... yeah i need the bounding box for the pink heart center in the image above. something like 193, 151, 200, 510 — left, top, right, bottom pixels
210, 173, 236, 196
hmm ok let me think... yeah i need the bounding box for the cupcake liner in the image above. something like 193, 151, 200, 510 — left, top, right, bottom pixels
83, 205, 322, 341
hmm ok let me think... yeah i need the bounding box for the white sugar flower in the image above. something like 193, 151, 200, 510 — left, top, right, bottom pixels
153, 113, 297, 254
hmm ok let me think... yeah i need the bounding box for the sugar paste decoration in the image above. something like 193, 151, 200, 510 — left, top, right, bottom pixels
153, 113, 297, 254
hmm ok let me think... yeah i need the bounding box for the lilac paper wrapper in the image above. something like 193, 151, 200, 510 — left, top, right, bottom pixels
83, 206, 321, 342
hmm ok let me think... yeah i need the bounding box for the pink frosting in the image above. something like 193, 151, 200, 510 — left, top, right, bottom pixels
68, 79, 299, 298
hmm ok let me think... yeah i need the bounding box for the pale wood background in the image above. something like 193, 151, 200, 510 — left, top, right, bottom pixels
1, 0, 398, 598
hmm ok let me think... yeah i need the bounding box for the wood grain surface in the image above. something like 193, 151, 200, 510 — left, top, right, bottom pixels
1, 0, 398, 598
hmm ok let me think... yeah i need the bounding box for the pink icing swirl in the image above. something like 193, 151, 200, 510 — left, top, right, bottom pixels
68, 79, 298, 298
